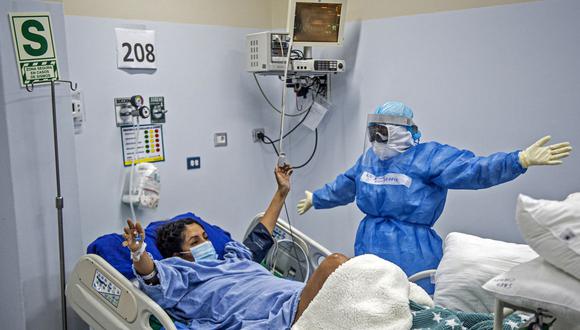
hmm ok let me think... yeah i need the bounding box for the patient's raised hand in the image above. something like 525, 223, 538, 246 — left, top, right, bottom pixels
275, 164, 293, 195
122, 219, 145, 252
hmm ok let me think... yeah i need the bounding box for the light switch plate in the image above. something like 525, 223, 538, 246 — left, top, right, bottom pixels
214, 132, 227, 147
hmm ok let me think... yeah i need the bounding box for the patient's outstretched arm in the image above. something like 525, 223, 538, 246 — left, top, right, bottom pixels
123, 219, 155, 278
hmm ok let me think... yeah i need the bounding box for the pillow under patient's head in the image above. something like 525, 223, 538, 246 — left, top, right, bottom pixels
86, 212, 233, 280
147, 212, 233, 260
516, 193, 580, 280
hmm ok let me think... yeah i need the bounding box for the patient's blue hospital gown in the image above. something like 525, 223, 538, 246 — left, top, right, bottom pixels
134, 241, 305, 329
313, 142, 527, 292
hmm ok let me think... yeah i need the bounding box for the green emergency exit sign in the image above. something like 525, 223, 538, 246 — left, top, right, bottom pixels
9, 12, 59, 87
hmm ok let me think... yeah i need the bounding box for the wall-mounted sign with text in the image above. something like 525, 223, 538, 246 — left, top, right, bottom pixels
9, 12, 59, 87
115, 28, 157, 70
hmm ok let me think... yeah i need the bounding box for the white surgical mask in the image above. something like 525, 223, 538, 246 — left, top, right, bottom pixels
372, 125, 415, 160
189, 241, 218, 262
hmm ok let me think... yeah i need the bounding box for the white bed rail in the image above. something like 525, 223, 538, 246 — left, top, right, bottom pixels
408, 269, 436, 283
66, 254, 176, 330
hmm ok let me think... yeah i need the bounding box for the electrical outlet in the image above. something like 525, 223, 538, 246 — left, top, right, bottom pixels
252, 128, 265, 142
187, 157, 201, 170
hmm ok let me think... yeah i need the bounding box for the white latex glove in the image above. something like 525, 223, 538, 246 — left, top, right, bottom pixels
297, 190, 313, 215
519, 135, 572, 168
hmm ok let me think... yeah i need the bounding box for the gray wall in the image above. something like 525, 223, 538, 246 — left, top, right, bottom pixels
0, 1, 84, 329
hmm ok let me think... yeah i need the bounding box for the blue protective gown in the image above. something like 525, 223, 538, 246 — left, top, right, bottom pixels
135, 241, 304, 330
313, 142, 526, 292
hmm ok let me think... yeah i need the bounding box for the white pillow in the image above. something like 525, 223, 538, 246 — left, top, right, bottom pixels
483, 257, 580, 330
434, 232, 537, 313
516, 193, 580, 280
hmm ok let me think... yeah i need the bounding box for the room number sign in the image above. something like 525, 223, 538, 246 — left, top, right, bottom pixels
115, 28, 157, 70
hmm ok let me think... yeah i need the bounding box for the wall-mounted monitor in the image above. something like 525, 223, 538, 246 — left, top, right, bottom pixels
286, 0, 347, 47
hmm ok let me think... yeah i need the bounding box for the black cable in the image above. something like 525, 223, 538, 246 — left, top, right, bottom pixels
294, 92, 313, 114
291, 129, 318, 169
259, 128, 318, 170
253, 73, 306, 118
259, 133, 279, 156
262, 97, 315, 145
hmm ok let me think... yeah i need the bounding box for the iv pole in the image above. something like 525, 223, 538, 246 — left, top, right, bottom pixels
25, 79, 77, 330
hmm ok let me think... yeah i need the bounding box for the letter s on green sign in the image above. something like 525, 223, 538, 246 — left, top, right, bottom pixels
21, 20, 48, 57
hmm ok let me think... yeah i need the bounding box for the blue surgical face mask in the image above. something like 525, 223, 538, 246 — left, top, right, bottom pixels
189, 241, 218, 262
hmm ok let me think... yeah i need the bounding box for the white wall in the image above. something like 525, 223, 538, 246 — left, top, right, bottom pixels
68, 0, 580, 264
66, 17, 293, 248
2, 0, 576, 328
300, 0, 580, 246
0, 1, 84, 329
0, 0, 572, 327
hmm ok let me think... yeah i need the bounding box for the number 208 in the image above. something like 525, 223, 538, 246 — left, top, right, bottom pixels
122, 42, 155, 63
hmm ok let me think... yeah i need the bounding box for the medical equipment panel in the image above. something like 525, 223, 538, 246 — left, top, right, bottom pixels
247, 31, 291, 73
292, 59, 345, 72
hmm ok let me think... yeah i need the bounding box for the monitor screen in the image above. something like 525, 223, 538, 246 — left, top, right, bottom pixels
291, 2, 343, 43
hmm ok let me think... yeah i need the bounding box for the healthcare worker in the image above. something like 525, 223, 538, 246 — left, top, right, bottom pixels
297, 101, 573, 292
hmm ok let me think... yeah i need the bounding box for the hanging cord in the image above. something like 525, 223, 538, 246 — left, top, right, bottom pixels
260, 134, 279, 156
262, 96, 315, 145
291, 129, 318, 169
282, 202, 307, 281
278, 37, 294, 155
259, 128, 318, 170
129, 116, 141, 222
253, 73, 307, 117
258, 86, 319, 170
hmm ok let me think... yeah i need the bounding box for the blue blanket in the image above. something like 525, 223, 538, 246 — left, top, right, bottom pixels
86, 212, 232, 279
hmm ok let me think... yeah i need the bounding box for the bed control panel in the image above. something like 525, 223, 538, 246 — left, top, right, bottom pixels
93, 269, 122, 308
69, 256, 139, 323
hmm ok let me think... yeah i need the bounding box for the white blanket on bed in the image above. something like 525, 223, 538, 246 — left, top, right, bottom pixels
292, 254, 433, 330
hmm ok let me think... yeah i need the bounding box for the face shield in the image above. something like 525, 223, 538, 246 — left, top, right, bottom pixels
362, 114, 419, 167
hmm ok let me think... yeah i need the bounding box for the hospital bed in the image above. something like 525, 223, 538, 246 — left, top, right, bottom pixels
66, 213, 331, 330
67, 214, 565, 330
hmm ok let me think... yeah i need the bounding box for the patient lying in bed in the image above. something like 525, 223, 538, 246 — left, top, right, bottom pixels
123, 165, 348, 329
121, 164, 532, 330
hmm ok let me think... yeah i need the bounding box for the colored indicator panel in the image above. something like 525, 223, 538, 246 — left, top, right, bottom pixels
120, 124, 165, 166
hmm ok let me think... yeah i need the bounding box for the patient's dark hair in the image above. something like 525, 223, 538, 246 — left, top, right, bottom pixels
156, 218, 198, 258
